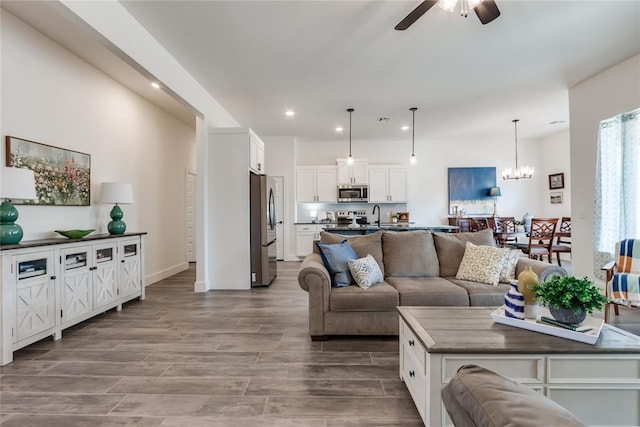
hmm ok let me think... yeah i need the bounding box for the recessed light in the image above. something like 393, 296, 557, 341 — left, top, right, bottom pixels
335, 127, 343, 132
151, 82, 161, 89
401, 125, 410, 131
285, 110, 295, 117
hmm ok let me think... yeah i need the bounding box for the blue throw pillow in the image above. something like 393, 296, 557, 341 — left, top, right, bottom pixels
316, 240, 358, 287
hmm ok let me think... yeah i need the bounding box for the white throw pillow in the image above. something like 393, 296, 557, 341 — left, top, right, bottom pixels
456, 242, 509, 286
499, 249, 523, 284
348, 254, 384, 289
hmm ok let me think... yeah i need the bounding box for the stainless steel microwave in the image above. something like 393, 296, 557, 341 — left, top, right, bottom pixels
338, 184, 368, 203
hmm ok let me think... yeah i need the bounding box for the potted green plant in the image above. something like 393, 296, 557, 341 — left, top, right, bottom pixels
531, 275, 608, 324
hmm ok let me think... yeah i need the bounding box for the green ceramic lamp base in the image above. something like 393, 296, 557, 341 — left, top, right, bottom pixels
108, 204, 126, 235
0, 200, 24, 244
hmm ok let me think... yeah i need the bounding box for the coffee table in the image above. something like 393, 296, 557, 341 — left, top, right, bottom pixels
398, 306, 640, 426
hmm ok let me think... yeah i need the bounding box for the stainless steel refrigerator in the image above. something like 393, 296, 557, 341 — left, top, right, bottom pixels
250, 173, 277, 286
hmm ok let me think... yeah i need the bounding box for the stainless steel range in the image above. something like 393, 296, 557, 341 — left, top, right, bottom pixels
336, 210, 369, 225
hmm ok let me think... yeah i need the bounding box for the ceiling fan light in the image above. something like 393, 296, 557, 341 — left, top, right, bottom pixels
438, 0, 457, 13
467, 0, 484, 9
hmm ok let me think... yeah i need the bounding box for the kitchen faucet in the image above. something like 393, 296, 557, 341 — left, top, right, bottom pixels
372, 204, 381, 227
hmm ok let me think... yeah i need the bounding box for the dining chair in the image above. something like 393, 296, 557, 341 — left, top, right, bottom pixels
455, 218, 473, 232
551, 216, 571, 266
492, 216, 517, 247
602, 239, 640, 323
511, 217, 558, 262
471, 218, 490, 231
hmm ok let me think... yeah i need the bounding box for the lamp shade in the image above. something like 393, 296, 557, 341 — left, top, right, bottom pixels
489, 187, 502, 197
1, 167, 37, 200
100, 182, 133, 204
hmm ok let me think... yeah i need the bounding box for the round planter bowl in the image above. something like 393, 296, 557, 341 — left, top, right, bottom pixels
55, 229, 95, 239
549, 306, 587, 324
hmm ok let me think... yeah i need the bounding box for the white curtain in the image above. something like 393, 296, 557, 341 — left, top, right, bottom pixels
593, 109, 640, 278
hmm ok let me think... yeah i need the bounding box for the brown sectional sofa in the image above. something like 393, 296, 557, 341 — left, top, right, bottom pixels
298, 228, 567, 340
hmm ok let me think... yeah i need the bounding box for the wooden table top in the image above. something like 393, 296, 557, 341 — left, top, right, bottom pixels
397, 306, 640, 354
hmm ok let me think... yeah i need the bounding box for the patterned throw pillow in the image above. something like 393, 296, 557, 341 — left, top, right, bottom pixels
348, 254, 384, 289
499, 249, 523, 283
456, 242, 509, 286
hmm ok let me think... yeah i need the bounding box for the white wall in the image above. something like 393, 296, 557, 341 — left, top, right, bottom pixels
294, 134, 545, 226
538, 128, 571, 219
264, 136, 297, 261
1, 11, 196, 283
569, 54, 640, 279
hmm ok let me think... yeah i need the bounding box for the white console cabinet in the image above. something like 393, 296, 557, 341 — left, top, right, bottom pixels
1, 233, 146, 365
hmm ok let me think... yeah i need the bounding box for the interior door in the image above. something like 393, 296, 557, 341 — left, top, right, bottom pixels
273, 176, 284, 260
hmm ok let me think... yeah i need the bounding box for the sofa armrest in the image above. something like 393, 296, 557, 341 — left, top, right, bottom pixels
514, 257, 568, 282
298, 253, 332, 338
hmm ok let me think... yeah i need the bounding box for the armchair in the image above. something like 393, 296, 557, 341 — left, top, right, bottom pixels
602, 239, 640, 323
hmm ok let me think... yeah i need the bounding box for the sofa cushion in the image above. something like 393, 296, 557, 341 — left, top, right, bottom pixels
320, 231, 385, 276
456, 242, 508, 286
348, 254, 384, 289
442, 364, 586, 427
385, 277, 469, 306
382, 230, 439, 277
433, 228, 496, 277
447, 277, 510, 306
329, 281, 399, 312
316, 240, 358, 287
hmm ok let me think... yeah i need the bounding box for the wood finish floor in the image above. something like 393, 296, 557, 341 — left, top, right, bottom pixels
0, 262, 421, 426
2, 261, 639, 426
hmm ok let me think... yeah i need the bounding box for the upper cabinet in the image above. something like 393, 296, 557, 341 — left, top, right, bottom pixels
336, 159, 368, 184
368, 165, 408, 203
296, 166, 337, 203
249, 133, 265, 174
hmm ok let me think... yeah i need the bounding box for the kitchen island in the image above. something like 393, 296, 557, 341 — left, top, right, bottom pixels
322, 224, 459, 235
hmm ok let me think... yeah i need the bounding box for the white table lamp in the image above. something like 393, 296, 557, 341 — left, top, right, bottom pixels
100, 182, 134, 234
1, 167, 37, 244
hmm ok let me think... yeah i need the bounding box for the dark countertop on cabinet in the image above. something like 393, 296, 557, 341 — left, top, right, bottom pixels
0, 232, 148, 251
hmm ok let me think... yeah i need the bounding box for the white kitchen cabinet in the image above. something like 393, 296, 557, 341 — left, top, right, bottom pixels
368, 165, 408, 203
1, 233, 146, 366
337, 159, 368, 184
295, 224, 323, 257
296, 166, 337, 203
249, 132, 265, 174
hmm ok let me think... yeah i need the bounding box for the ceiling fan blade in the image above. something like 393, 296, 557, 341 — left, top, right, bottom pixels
395, 1, 438, 31
474, 0, 500, 25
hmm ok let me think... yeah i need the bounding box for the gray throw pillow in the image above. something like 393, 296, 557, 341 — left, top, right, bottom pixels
319, 231, 385, 276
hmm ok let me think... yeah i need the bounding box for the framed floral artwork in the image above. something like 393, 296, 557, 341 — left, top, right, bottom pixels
5, 136, 91, 206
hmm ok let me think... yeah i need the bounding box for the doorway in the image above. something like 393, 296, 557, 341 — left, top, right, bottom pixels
272, 176, 284, 261
186, 170, 196, 263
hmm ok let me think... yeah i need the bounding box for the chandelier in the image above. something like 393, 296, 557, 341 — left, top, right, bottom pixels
502, 119, 534, 180
438, 0, 484, 17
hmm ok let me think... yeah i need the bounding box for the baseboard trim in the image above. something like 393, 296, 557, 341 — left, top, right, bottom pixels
146, 262, 189, 286
194, 281, 208, 292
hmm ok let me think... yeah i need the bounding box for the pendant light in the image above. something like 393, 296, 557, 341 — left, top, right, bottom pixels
502, 119, 534, 180
409, 107, 418, 165
346, 108, 354, 165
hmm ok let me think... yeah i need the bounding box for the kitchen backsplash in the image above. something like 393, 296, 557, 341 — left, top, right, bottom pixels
296, 203, 408, 224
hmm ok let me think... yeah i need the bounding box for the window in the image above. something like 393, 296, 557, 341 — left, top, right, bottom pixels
593, 108, 640, 277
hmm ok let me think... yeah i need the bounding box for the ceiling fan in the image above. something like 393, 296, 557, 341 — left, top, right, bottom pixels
395, 0, 501, 30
